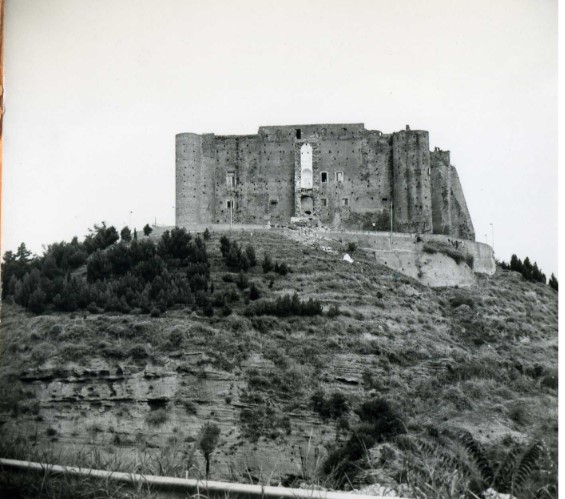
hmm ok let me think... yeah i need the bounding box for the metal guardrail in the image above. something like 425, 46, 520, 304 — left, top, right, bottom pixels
0, 458, 396, 499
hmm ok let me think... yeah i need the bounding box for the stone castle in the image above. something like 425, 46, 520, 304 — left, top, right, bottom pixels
175, 123, 475, 240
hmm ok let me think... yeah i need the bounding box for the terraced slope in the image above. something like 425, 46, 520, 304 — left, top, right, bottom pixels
0, 229, 558, 494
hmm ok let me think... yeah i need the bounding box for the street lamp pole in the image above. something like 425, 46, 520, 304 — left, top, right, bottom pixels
389, 199, 393, 246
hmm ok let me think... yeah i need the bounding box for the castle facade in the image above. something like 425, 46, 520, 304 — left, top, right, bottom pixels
175, 123, 475, 240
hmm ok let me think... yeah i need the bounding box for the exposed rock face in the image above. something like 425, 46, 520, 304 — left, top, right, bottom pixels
4, 339, 390, 481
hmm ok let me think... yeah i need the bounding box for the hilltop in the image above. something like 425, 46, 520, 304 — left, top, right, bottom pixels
0, 228, 558, 498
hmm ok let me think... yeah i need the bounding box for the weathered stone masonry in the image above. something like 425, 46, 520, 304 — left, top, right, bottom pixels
176, 124, 475, 240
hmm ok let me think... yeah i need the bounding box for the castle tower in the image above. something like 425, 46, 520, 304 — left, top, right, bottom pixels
391, 128, 433, 233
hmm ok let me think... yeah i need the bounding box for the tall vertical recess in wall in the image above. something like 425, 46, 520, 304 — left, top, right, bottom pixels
300, 144, 313, 188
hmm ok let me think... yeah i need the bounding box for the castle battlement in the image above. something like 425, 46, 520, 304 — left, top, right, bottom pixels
175, 124, 475, 240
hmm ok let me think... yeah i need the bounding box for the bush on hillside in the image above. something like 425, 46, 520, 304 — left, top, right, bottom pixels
311, 390, 349, 420
323, 398, 405, 486
423, 241, 473, 267
274, 262, 290, 275
218, 236, 257, 272
245, 293, 322, 317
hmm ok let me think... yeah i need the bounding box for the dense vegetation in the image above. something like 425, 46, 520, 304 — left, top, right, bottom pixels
1, 224, 209, 316
498, 254, 555, 289
1, 226, 318, 319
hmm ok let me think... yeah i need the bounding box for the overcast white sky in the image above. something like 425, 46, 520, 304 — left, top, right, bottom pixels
2, 0, 558, 277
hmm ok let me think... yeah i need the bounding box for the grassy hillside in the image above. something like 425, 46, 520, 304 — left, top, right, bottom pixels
0, 229, 558, 498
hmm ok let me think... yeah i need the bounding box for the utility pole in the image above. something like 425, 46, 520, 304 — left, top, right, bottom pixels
389, 199, 393, 246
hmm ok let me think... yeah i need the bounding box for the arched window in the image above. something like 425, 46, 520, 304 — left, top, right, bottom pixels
300, 144, 313, 188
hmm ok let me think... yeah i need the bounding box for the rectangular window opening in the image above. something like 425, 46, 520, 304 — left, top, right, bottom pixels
321, 198, 327, 207
296, 129, 302, 139
342, 198, 349, 207
226, 200, 233, 209
336, 171, 344, 182
226, 172, 236, 188
321, 172, 328, 183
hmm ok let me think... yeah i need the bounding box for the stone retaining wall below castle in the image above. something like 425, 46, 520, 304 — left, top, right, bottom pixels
322, 230, 495, 287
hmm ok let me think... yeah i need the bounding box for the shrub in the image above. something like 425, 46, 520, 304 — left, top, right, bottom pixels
274, 262, 289, 275
327, 304, 340, 317
346, 242, 357, 254
245, 245, 257, 267
262, 253, 274, 273
203, 228, 211, 241
450, 294, 474, 309
146, 409, 168, 426
236, 271, 249, 290
311, 390, 349, 420
323, 398, 405, 486
182, 400, 198, 414
249, 283, 260, 300
143, 224, 153, 236
150, 307, 161, 318
245, 293, 322, 317
423, 241, 469, 265
219, 235, 231, 257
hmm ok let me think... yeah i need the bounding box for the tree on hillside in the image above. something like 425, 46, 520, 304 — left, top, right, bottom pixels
549, 274, 558, 292
133, 228, 138, 241
83, 222, 119, 253
1, 243, 34, 298
121, 226, 132, 242
143, 224, 153, 236
199, 423, 220, 478
510, 254, 523, 273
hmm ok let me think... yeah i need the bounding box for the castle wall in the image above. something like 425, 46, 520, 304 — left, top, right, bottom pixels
449, 167, 475, 240
322, 230, 495, 286
175, 124, 474, 240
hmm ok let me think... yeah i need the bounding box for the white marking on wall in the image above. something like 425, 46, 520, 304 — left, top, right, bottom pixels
300, 144, 313, 188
